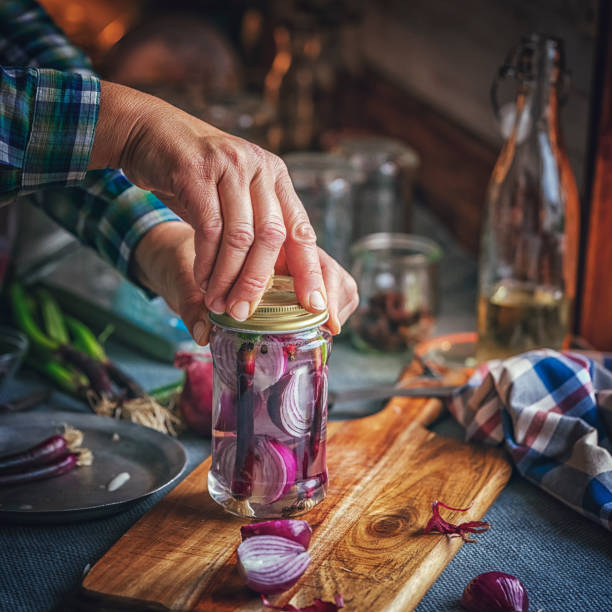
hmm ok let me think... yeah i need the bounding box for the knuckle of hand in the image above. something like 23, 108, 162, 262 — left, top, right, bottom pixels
225, 223, 255, 250
199, 216, 223, 240
257, 220, 287, 249
269, 154, 288, 175
345, 275, 359, 297
291, 220, 317, 245
247, 142, 266, 165
240, 274, 270, 295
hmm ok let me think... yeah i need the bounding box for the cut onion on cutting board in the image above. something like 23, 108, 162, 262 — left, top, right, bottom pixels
80, 364, 511, 611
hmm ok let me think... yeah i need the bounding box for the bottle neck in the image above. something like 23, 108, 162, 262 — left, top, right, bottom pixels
513, 45, 564, 139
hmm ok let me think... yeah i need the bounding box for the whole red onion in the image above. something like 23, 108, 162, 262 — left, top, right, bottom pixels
461, 571, 529, 612
174, 351, 213, 436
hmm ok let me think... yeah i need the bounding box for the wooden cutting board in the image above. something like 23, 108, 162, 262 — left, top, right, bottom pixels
80, 368, 511, 612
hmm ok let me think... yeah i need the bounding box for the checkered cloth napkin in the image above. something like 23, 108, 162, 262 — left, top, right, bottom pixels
449, 350, 612, 531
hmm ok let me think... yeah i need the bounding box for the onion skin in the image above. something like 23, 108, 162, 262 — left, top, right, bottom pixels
252, 439, 297, 503
211, 331, 239, 389
460, 571, 529, 612
241, 520, 312, 549
237, 535, 311, 594
0, 434, 67, 473
215, 388, 237, 432
254, 337, 287, 391
268, 366, 315, 438
261, 593, 344, 611
174, 352, 214, 436
214, 436, 297, 504
0, 453, 77, 486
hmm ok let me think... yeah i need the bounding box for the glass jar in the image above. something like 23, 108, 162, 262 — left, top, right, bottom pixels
201, 93, 277, 151
208, 276, 331, 519
333, 136, 420, 243
284, 152, 358, 268
350, 233, 441, 353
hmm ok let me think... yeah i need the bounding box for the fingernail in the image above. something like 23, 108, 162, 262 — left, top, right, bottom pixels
231, 300, 250, 322
309, 290, 326, 311
200, 281, 208, 294
193, 321, 206, 344
210, 298, 225, 314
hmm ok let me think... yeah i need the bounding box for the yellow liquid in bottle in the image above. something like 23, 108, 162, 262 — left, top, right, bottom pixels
476, 280, 571, 362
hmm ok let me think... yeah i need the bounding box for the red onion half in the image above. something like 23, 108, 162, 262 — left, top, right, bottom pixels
211, 331, 238, 390
237, 535, 311, 594
214, 435, 297, 504
254, 337, 287, 391
241, 520, 312, 549
268, 366, 315, 437
460, 571, 529, 612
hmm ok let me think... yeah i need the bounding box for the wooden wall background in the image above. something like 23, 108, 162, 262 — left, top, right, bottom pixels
339, 0, 598, 253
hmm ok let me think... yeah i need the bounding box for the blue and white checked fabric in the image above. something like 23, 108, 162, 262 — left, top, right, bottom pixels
450, 350, 612, 531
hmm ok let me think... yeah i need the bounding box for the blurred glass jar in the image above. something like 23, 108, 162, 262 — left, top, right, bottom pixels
201, 93, 277, 151
284, 152, 359, 268
350, 233, 441, 353
333, 136, 420, 242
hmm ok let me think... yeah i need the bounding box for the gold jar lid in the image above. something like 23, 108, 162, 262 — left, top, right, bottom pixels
208, 276, 328, 334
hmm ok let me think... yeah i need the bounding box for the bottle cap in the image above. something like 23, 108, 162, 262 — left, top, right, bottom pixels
209, 276, 328, 334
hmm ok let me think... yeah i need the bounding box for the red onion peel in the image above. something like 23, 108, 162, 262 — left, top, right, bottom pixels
241, 520, 312, 549
268, 366, 315, 438
254, 337, 287, 391
423, 500, 490, 543
215, 436, 297, 504
460, 571, 529, 612
261, 593, 345, 611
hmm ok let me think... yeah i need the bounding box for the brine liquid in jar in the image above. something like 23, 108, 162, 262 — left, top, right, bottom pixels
207, 276, 331, 519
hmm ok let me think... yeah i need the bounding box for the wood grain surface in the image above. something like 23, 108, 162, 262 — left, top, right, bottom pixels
579, 3, 612, 350
81, 370, 511, 611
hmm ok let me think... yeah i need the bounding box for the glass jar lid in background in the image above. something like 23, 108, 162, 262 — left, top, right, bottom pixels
208, 276, 328, 334
332, 136, 420, 242
201, 93, 277, 150
284, 152, 360, 268
334, 136, 420, 177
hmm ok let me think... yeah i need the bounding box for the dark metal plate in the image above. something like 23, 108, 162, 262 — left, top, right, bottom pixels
0, 411, 186, 523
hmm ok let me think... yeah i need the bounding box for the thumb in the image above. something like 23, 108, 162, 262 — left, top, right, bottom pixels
178, 293, 211, 347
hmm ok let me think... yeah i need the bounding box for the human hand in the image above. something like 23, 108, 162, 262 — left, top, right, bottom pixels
91, 81, 327, 323
132, 223, 359, 345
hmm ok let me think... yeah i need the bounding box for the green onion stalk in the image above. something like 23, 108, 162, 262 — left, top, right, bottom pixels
9, 283, 181, 435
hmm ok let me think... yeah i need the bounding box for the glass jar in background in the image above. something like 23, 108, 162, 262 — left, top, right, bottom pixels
201, 93, 277, 151
477, 34, 579, 362
208, 276, 331, 519
350, 234, 441, 353
332, 136, 420, 242
284, 152, 358, 268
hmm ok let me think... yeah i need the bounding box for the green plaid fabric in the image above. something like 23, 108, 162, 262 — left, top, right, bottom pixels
0, 0, 181, 279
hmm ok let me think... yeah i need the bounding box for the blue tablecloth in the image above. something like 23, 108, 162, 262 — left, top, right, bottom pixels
1, 339, 611, 612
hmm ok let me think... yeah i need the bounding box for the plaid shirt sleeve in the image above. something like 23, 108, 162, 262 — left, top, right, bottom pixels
0, 0, 181, 279
0, 66, 99, 198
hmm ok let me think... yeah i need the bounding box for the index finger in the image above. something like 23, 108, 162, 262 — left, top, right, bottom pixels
275, 169, 326, 313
